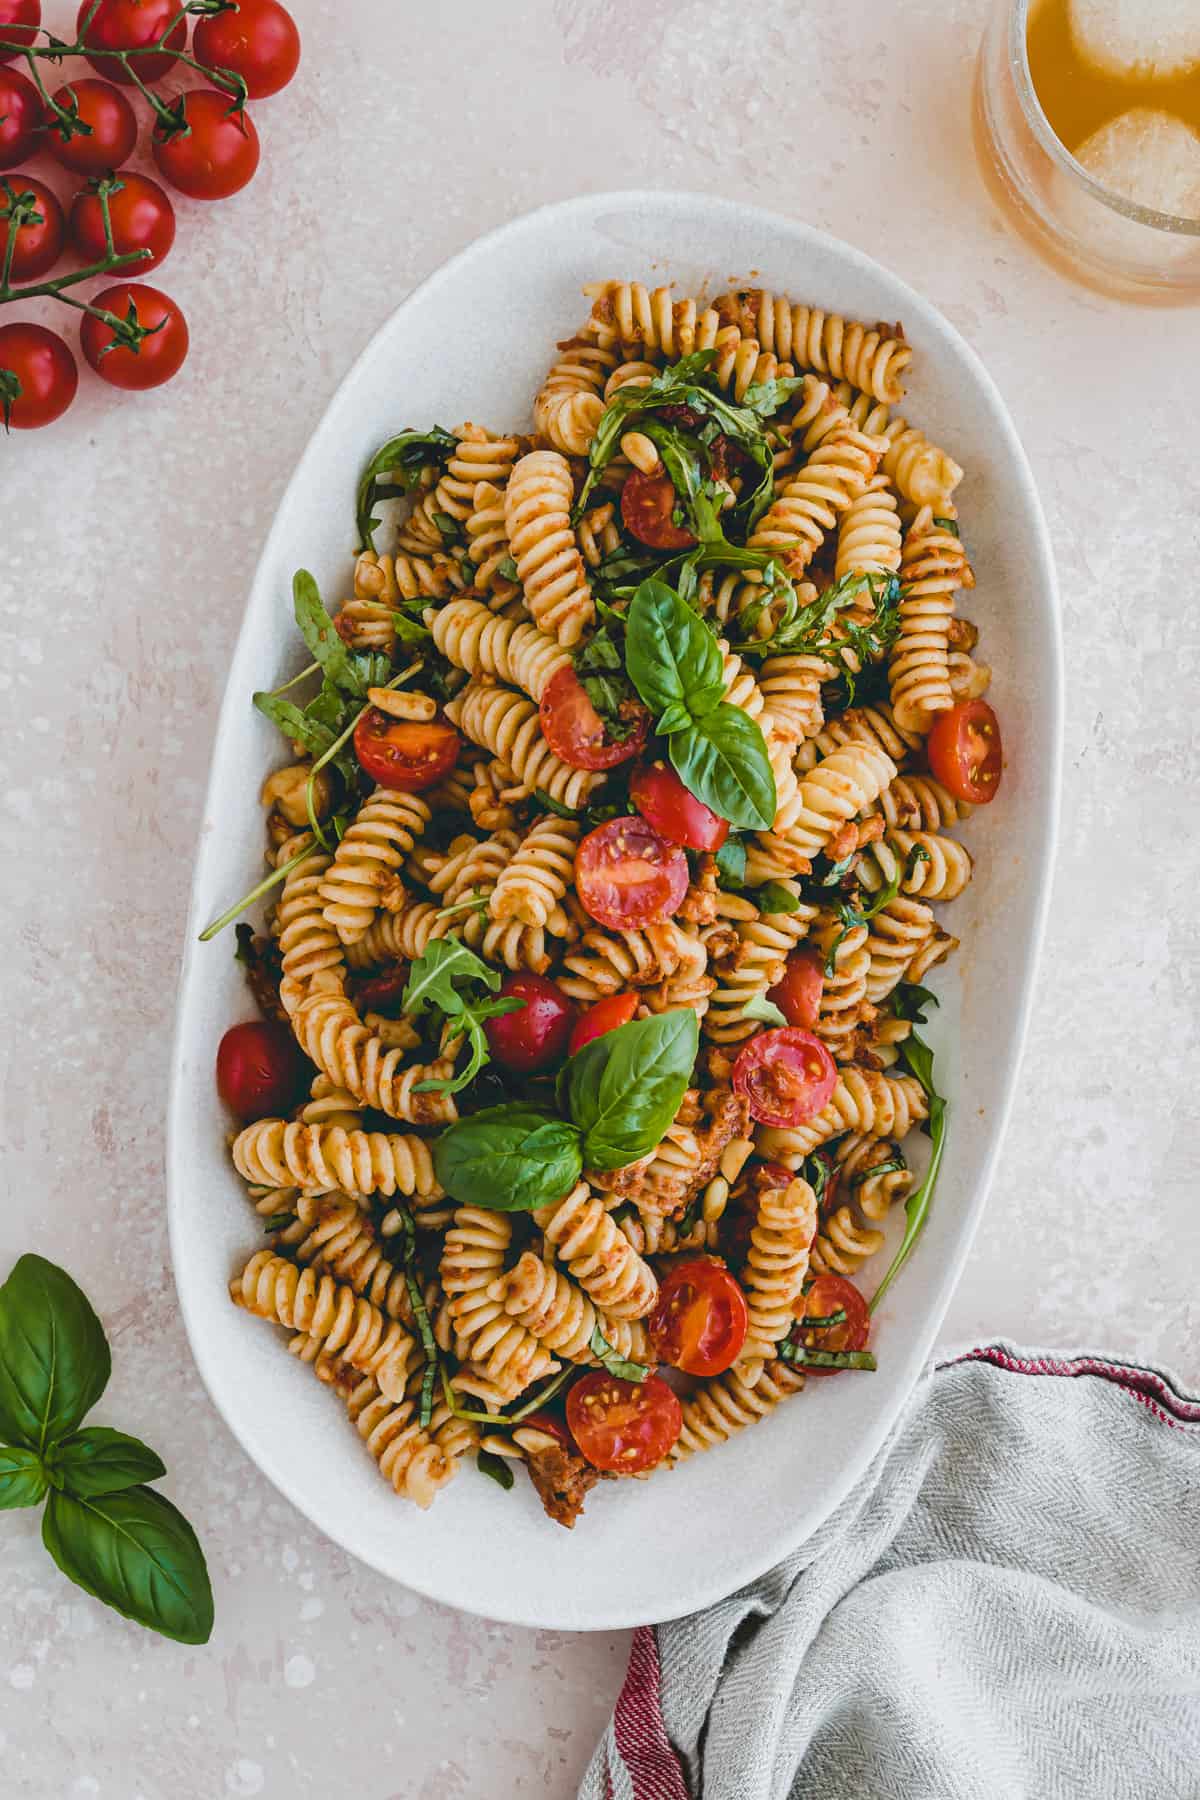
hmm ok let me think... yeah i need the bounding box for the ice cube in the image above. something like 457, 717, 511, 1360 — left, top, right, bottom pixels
1075, 107, 1200, 217
1069, 0, 1200, 79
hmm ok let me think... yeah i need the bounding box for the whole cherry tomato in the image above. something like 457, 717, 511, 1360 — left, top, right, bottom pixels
790, 1273, 870, 1376
629, 760, 728, 852
732, 1027, 837, 1128
484, 973, 575, 1073
0, 174, 64, 279
80, 282, 188, 390
648, 1257, 749, 1377
566, 1371, 682, 1473
575, 815, 689, 931
927, 699, 1002, 805
767, 947, 825, 1031
0, 67, 42, 170
567, 991, 638, 1058
193, 0, 300, 99
621, 468, 696, 550
353, 707, 461, 793
152, 90, 260, 201
539, 664, 648, 772
0, 3, 41, 65
45, 78, 137, 176
77, 0, 187, 84
0, 322, 77, 428
216, 1019, 308, 1121
69, 171, 175, 273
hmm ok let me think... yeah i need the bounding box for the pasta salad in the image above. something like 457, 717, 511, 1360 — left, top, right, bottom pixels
206, 279, 1003, 1528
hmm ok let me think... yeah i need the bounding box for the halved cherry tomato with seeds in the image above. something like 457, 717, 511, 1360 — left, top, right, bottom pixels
0, 174, 64, 280
0, 3, 42, 65
46, 78, 137, 176
927, 699, 1002, 806
539, 664, 648, 772
767, 947, 825, 1031
353, 708, 460, 793
733, 1027, 837, 1129
567, 991, 638, 1057
567, 1371, 682, 1473
791, 1274, 870, 1376
484, 973, 575, 1073
630, 760, 728, 852
575, 815, 689, 931
216, 1019, 308, 1121
620, 469, 696, 550
353, 968, 410, 1018
648, 1257, 749, 1377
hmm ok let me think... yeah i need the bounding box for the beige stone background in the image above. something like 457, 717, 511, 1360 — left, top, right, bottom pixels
2, 0, 1199, 1794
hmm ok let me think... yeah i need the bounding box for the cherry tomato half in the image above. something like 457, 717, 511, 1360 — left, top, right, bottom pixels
216, 1019, 308, 1121
629, 759, 728, 852
0, 174, 64, 279
0, 321, 77, 428
353, 708, 461, 793
566, 1371, 682, 1473
648, 1257, 749, 1377
193, 0, 300, 99
567, 991, 638, 1058
0, 2, 41, 65
0, 67, 42, 170
353, 967, 409, 1019
484, 973, 575, 1073
81, 283, 188, 390
539, 663, 648, 772
733, 1027, 837, 1129
152, 90, 260, 201
792, 1273, 870, 1376
575, 815, 689, 932
517, 1410, 573, 1451
69, 171, 175, 273
77, 0, 186, 83
767, 947, 825, 1031
45, 78, 137, 175
927, 699, 1002, 806
621, 468, 696, 550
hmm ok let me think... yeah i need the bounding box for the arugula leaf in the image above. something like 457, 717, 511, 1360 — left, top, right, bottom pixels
433, 1105, 584, 1212
741, 993, 788, 1028
497, 554, 519, 582
574, 623, 640, 743
734, 571, 903, 703
251, 689, 338, 761
587, 1325, 649, 1383
890, 983, 941, 1024
293, 571, 390, 700
754, 881, 801, 915
356, 427, 456, 551
869, 1029, 948, 1313
821, 843, 929, 975
564, 1010, 698, 1171
403, 938, 525, 1096
740, 374, 807, 418
391, 609, 433, 645
476, 1450, 515, 1492
668, 702, 776, 833
714, 833, 747, 889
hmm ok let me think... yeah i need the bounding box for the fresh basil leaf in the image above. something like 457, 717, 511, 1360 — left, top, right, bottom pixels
668, 703, 775, 833
754, 881, 801, 915
587, 1325, 649, 1384
0, 1445, 47, 1511
741, 993, 788, 1028
655, 701, 693, 738
42, 1486, 214, 1645
52, 1428, 166, 1500
433, 1105, 584, 1212
869, 1029, 948, 1313
714, 833, 747, 890
779, 1342, 877, 1371
476, 1449, 515, 1491
0, 1256, 110, 1454
252, 689, 338, 759
565, 1011, 698, 1172
625, 579, 724, 721
356, 426, 456, 551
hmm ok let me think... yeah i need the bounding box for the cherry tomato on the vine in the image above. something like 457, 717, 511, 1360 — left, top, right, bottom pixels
152, 90, 260, 201
732, 1027, 838, 1129
0, 322, 77, 429
216, 1019, 308, 1121
575, 815, 690, 931
353, 707, 461, 793
927, 699, 1003, 806
648, 1257, 749, 1377
621, 468, 696, 550
566, 1372, 682, 1474
69, 170, 175, 273
0, 174, 64, 279
77, 0, 186, 84
0, 67, 42, 170
484, 973, 575, 1073
791, 1273, 870, 1376
193, 0, 300, 99
567, 991, 638, 1058
767, 947, 825, 1031
539, 664, 648, 772
45, 78, 137, 176
0, 1, 40, 64
629, 760, 728, 852
80, 282, 189, 390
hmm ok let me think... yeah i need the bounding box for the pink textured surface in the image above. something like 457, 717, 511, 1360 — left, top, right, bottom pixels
2, 0, 1199, 1792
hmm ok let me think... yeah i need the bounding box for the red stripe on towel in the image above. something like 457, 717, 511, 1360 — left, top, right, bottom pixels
612, 1624, 691, 1800
945, 1346, 1200, 1431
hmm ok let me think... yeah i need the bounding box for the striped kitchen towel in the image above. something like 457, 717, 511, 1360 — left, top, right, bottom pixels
579, 1346, 1200, 1800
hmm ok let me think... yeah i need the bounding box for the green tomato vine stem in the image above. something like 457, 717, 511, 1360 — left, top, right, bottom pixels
0, 184, 154, 339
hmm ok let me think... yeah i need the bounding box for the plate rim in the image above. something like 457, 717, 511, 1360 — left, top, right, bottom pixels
167, 186, 1064, 1630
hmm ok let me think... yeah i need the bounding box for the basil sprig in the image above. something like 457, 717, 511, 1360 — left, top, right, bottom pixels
403, 938, 527, 1096
625, 579, 775, 832
869, 1026, 948, 1313
433, 1104, 584, 1213
0, 1256, 212, 1643
356, 426, 457, 551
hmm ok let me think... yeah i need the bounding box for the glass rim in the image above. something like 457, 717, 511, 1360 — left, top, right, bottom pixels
1010, 0, 1200, 237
